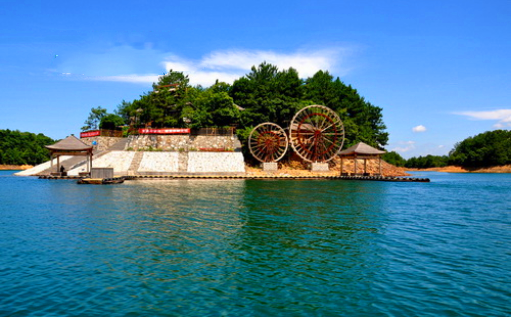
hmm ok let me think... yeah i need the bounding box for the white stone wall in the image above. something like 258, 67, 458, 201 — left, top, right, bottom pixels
15, 156, 74, 176
91, 151, 135, 173
187, 152, 245, 173
138, 152, 180, 173
66, 151, 135, 175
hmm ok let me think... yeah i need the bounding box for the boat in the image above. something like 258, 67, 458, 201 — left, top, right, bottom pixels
77, 177, 125, 185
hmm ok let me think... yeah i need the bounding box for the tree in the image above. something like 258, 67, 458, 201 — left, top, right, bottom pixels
230, 62, 304, 128
448, 130, 511, 167
382, 151, 406, 167
149, 70, 193, 128
190, 82, 240, 128
304, 71, 388, 148
82, 106, 107, 131
100, 114, 125, 130
0, 129, 55, 165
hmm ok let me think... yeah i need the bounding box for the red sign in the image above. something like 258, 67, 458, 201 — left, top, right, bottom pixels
139, 128, 190, 135
80, 130, 101, 138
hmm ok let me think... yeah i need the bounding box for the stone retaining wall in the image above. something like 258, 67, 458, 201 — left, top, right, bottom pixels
126, 135, 241, 151
81, 136, 124, 152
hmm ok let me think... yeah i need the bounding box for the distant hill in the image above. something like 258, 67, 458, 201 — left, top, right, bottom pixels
0, 129, 55, 166
384, 130, 511, 169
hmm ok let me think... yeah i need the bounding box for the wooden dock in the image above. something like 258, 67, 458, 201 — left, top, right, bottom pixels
39, 175, 430, 182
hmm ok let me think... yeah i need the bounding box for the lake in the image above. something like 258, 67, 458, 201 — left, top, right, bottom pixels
0, 171, 510, 316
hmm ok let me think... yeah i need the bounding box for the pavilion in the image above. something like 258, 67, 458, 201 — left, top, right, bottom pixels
45, 135, 93, 176
339, 142, 386, 176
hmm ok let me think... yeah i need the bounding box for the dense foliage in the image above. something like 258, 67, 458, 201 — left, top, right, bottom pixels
448, 130, 510, 167
381, 151, 407, 167
114, 63, 389, 149
405, 155, 449, 168
82, 106, 125, 131
0, 129, 55, 165
384, 130, 511, 168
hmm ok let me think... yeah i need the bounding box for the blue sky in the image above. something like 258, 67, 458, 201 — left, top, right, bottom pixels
1, 0, 509, 158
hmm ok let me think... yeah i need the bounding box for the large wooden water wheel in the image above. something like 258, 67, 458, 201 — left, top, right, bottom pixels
289, 105, 345, 163
248, 122, 289, 163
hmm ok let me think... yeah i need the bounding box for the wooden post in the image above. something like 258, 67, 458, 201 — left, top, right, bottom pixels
88, 152, 92, 173
379, 156, 382, 175
57, 155, 60, 174
354, 156, 357, 175
340, 156, 344, 175
364, 158, 367, 175
50, 153, 54, 173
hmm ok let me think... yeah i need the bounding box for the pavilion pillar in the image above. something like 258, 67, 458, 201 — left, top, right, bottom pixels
364, 158, 367, 175
340, 156, 344, 175
379, 156, 382, 175
89, 152, 93, 173
50, 153, 54, 173
57, 155, 60, 174
354, 156, 357, 175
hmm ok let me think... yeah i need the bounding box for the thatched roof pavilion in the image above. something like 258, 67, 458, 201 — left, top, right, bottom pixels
339, 142, 386, 176
45, 135, 93, 175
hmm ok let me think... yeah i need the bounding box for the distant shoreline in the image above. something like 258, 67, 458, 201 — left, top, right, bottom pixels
3, 164, 510, 174
0, 164, 33, 170
407, 165, 511, 174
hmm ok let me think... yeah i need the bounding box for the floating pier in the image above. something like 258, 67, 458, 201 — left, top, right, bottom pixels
39, 175, 430, 182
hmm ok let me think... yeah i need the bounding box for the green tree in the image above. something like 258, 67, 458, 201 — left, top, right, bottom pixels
0, 129, 55, 165
382, 151, 406, 167
304, 71, 388, 148
190, 82, 240, 128
82, 106, 107, 131
100, 114, 125, 130
448, 130, 511, 167
230, 62, 304, 128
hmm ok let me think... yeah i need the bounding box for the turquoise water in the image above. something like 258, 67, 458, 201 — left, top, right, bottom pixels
0, 171, 510, 316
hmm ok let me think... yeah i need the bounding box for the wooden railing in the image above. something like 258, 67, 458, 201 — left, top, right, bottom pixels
191, 127, 236, 136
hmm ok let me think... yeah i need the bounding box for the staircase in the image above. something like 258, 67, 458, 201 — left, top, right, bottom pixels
127, 151, 144, 175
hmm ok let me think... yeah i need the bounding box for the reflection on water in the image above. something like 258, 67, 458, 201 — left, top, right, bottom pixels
0, 173, 510, 316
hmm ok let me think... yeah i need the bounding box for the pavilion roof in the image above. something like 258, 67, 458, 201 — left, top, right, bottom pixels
45, 135, 93, 151
339, 142, 386, 156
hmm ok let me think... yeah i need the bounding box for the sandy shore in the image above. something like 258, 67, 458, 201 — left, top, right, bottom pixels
407, 165, 511, 173
0, 164, 33, 170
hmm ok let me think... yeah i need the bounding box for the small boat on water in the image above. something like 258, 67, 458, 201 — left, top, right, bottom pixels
77, 177, 125, 185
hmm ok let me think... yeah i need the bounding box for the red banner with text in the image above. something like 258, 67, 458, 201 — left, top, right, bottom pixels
80, 130, 101, 138
138, 128, 190, 135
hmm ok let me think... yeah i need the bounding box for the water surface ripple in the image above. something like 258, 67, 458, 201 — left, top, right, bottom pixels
0, 172, 509, 316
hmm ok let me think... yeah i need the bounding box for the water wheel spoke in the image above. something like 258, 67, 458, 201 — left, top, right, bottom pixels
289, 105, 345, 163
249, 122, 289, 163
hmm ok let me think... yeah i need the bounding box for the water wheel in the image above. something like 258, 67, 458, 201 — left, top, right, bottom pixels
248, 122, 289, 163
289, 105, 345, 163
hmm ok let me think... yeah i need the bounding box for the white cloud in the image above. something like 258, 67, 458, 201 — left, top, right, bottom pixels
92, 74, 160, 84
392, 141, 416, 153
199, 49, 343, 77
161, 48, 347, 86
412, 125, 426, 133
454, 109, 511, 129
66, 46, 350, 87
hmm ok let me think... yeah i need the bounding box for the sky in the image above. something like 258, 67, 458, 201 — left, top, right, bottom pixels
0, 0, 509, 158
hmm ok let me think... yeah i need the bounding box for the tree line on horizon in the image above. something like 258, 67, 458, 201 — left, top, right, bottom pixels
0, 129, 508, 168
0, 129, 55, 165
84, 62, 389, 151
382, 130, 511, 169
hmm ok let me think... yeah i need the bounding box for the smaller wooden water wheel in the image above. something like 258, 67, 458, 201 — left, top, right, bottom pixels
248, 123, 289, 163
289, 105, 345, 163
